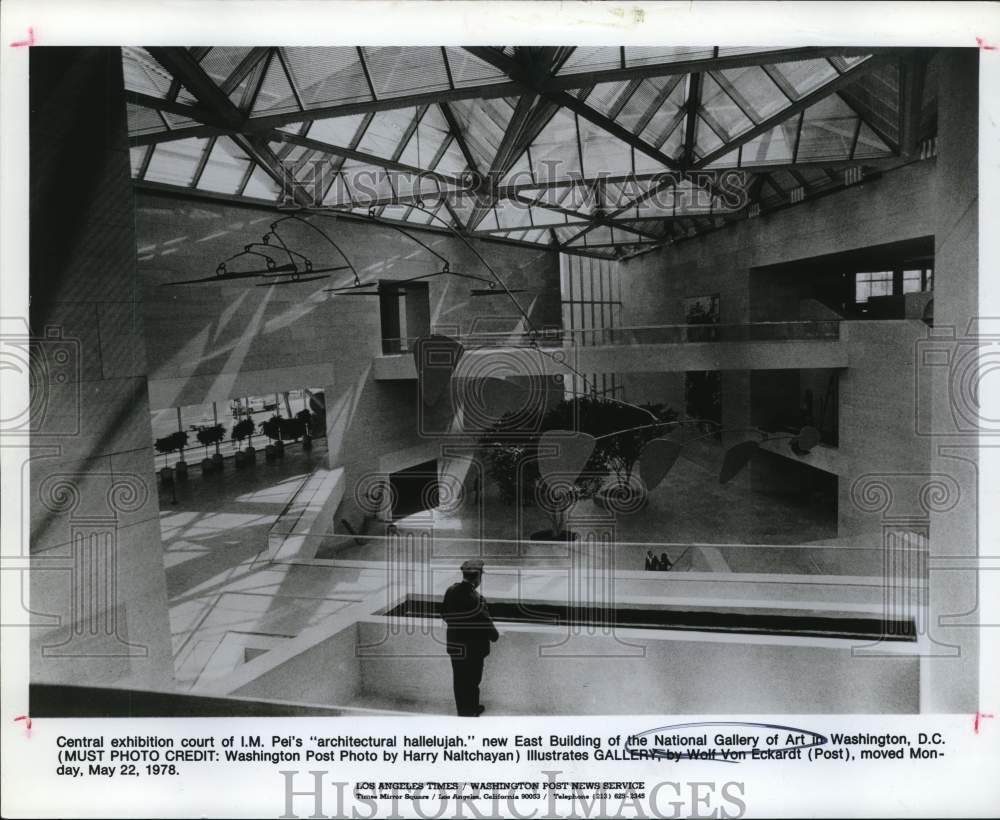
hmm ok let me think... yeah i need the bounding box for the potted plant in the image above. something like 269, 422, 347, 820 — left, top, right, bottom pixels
196, 423, 226, 473
154, 431, 186, 484
171, 430, 190, 480
231, 417, 255, 469
261, 415, 284, 460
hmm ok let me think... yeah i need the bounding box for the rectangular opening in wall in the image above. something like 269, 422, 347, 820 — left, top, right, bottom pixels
388, 459, 439, 520
685, 371, 721, 430
380, 281, 430, 354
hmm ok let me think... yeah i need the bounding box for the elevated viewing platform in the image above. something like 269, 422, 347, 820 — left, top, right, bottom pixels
372, 321, 847, 380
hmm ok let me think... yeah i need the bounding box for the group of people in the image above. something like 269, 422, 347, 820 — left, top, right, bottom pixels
645, 550, 674, 571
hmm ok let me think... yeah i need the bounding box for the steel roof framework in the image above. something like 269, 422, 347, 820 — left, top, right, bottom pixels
126, 45, 932, 258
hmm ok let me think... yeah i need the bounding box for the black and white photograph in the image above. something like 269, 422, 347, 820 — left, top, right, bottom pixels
2, 2, 999, 817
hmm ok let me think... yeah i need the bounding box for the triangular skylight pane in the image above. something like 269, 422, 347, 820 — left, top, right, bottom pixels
200, 47, 254, 85
796, 95, 860, 162
127, 103, 165, 136
558, 47, 621, 75
626, 47, 715, 67
766, 58, 838, 99
356, 108, 419, 160
284, 47, 372, 107
528, 207, 569, 227
853, 122, 893, 159
198, 137, 252, 194
144, 138, 211, 186
638, 79, 687, 149
443, 48, 510, 87
251, 55, 300, 116
130, 146, 150, 176
398, 108, 449, 170
448, 97, 513, 171
338, 159, 396, 202
585, 80, 633, 117
307, 114, 367, 146
433, 138, 468, 176
361, 47, 450, 99
122, 48, 173, 98
321, 172, 353, 207
736, 120, 797, 166
501, 151, 535, 186
578, 118, 633, 177
526, 109, 581, 182
700, 74, 754, 139
242, 165, 281, 201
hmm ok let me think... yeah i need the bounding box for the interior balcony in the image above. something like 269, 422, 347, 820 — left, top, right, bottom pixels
371, 321, 848, 381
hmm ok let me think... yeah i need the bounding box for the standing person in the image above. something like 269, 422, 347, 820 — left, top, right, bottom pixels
645, 550, 657, 571
659, 552, 673, 571
441, 559, 499, 716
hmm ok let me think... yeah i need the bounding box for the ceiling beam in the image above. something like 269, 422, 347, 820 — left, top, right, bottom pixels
693, 55, 896, 170
268, 130, 466, 186
680, 72, 703, 168
899, 53, 928, 158
147, 47, 314, 209
439, 102, 481, 175
543, 46, 908, 91
127, 78, 524, 145
510, 195, 666, 241
465, 47, 683, 173
220, 47, 272, 95
124, 90, 225, 125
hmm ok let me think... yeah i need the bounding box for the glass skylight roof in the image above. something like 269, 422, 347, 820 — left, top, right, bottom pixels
125, 46, 919, 257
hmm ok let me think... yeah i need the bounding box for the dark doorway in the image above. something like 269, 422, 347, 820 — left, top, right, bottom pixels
379, 281, 431, 354
388, 459, 439, 520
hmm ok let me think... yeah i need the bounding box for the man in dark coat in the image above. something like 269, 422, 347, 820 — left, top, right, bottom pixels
441, 559, 499, 716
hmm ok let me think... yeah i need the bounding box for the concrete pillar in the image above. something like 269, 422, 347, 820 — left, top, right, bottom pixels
922, 49, 980, 712
28, 48, 174, 690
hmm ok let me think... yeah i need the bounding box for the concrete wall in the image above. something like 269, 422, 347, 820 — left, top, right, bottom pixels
136, 192, 560, 411
233, 622, 361, 705
29, 48, 174, 689
620, 161, 937, 331
354, 620, 918, 714
136, 191, 562, 530
924, 49, 979, 712
618, 50, 979, 713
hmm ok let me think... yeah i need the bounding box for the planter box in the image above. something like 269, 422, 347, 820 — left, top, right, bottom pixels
265, 444, 277, 461
159, 466, 174, 484
234, 451, 247, 469
174, 460, 188, 480
201, 457, 215, 475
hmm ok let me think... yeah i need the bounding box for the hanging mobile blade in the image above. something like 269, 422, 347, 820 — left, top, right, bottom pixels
470, 288, 528, 295
324, 281, 380, 292
302, 265, 352, 274
161, 263, 298, 286
254, 275, 330, 287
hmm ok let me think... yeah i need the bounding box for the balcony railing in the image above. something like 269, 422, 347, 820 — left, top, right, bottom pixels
381, 320, 841, 354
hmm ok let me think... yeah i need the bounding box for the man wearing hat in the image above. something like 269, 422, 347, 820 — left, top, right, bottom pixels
441, 559, 499, 716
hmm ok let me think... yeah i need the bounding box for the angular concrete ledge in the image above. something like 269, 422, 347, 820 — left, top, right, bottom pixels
373, 339, 849, 381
